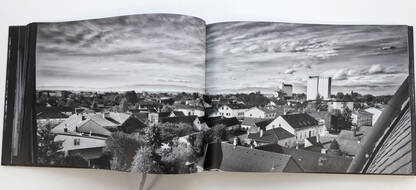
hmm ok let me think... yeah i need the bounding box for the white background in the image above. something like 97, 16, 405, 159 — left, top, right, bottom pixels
1, 0, 416, 189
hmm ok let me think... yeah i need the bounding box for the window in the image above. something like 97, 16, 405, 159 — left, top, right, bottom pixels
279, 124, 281, 127
250, 114, 252, 117
74, 139, 80, 146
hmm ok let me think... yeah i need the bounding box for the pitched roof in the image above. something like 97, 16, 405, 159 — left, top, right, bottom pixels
205, 117, 240, 127
241, 117, 269, 127
171, 111, 185, 117
77, 119, 112, 136
364, 103, 412, 174
248, 128, 295, 143
280, 113, 319, 129
205, 143, 303, 172
174, 104, 204, 111
159, 116, 198, 125
254, 119, 274, 130
52, 112, 132, 134
158, 112, 171, 118
37, 112, 69, 119
256, 144, 352, 173
258, 107, 285, 114
223, 104, 251, 110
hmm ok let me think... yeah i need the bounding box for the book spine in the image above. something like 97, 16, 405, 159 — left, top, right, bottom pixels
1, 24, 38, 166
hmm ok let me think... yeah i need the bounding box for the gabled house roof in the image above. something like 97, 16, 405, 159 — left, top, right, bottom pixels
221, 104, 252, 110
280, 113, 319, 129
254, 119, 274, 130
37, 112, 69, 119
170, 111, 185, 117
248, 128, 295, 143
52, 112, 140, 136
204, 143, 303, 173
256, 144, 352, 173
241, 117, 269, 127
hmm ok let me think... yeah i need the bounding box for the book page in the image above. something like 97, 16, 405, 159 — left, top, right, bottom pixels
204, 21, 413, 174
33, 14, 207, 174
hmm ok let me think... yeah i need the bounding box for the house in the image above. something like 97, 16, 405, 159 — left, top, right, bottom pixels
174, 104, 205, 117
364, 107, 383, 126
241, 117, 269, 132
204, 142, 303, 172
54, 133, 108, 168
52, 112, 147, 135
248, 127, 296, 148
36, 112, 69, 125
159, 116, 204, 131
169, 111, 185, 117
256, 144, 352, 173
264, 113, 325, 144
217, 104, 251, 119
351, 110, 373, 127
243, 106, 284, 119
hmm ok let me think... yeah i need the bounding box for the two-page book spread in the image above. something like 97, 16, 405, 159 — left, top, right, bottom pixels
2, 13, 415, 175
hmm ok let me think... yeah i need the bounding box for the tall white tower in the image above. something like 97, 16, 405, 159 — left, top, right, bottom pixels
307, 76, 331, 100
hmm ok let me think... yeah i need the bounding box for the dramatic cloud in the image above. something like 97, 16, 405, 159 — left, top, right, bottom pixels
36, 14, 206, 93
206, 22, 409, 95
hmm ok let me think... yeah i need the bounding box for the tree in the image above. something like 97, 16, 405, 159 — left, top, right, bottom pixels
206, 124, 227, 143
125, 91, 138, 104
37, 123, 64, 165
104, 132, 144, 171
131, 146, 162, 173
118, 97, 129, 112
159, 139, 195, 173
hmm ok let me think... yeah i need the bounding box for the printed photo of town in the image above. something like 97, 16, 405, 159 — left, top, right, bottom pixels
35, 14, 208, 174
204, 22, 412, 174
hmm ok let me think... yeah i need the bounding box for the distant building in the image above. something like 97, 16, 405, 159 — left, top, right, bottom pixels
205, 117, 240, 131
327, 101, 354, 111
351, 110, 373, 127
217, 104, 251, 119
365, 107, 383, 126
274, 82, 293, 99
307, 76, 331, 100
243, 106, 284, 119
174, 104, 205, 117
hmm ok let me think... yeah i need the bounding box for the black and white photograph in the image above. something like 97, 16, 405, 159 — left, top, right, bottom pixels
203, 22, 413, 174
34, 14, 208, 174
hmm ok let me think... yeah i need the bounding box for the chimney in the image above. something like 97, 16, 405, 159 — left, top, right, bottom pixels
317, 134, 320, 143
103, 111, 110, 119
260, 129, 264, 137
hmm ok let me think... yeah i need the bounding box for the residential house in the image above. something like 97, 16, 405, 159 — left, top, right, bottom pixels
248, 127, 296, 148
217, 104, 251, 119
364, 107, 383, 126
174, 104, 205, 117
264, 113, 325, 144
351, 110, 373, 127
243, 106, 284, 119
327, 101, 354, 111
241, 117, 269, 132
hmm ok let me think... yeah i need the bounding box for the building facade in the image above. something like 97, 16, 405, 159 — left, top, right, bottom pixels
307, 76, 332, 100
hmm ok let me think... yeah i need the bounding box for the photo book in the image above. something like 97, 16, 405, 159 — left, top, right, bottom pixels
2, 13, 415, 175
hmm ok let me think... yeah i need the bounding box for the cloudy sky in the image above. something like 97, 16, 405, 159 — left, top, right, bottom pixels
36, 14, 206, 93
206, 22, 409, 96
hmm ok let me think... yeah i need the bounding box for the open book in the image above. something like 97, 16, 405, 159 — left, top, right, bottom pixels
2, 13, 415, 175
